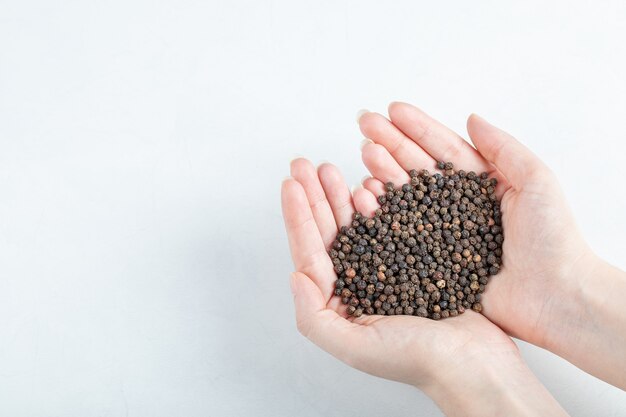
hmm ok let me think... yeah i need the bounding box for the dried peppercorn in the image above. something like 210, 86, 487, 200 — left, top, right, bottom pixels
329, 161, 503, 319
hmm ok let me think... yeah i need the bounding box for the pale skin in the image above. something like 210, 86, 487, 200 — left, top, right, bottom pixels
281, 102, 626, 416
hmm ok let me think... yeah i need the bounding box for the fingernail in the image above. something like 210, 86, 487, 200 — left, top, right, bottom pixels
290, 155, 304, 164
470, 113, 488, 124
356, 109, 369, 123
290, 273, 298, 295
317, 161, 333, 170
360, 138, 373, 150
361, 175, 371, 184
283, 175, 293, 181
351, 183, 363, 194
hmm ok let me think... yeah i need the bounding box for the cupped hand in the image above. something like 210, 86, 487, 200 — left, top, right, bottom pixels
281, 159, 519, 389
356, 102, 593, 347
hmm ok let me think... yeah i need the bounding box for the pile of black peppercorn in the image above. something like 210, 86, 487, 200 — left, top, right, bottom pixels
329, 162, 503, 320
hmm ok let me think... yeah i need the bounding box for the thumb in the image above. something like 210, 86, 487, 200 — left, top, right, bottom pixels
290, 271, 365, 367
290, 271, 327, 331
467, 114, 548, 188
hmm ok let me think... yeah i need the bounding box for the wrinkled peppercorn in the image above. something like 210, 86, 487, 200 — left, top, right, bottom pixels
330, 162, 503, 319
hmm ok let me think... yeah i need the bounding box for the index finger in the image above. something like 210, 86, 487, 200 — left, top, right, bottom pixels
281, 178, 336, 302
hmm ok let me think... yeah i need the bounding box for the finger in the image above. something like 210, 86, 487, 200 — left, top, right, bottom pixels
387, 102, 505, 178
362, 176, 385, 197
361, 143, 410, 186
317, 163, 355, 229
352, 185, 379, 217
466, 114, 549, 189
281, 178, 336, 301
358, 111, 436, 171
290, 271, 366, 366
290, 158, 338, 248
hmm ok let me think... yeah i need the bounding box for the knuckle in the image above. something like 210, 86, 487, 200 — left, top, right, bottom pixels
441, 142, 461, 162
388, 136, 405, 155
526, 163, 553, 183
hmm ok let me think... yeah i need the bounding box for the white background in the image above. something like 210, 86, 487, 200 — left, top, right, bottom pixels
1, 1, 625, 416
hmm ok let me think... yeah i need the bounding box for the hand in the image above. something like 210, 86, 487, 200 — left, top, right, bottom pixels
281, 160, 568, 416
357, 102, 626, 389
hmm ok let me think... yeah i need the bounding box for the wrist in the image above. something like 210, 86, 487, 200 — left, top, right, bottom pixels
540, 249, 610, 353
533, 247, 600, 350
545, 251, 626, 389
419, 349, 567, 417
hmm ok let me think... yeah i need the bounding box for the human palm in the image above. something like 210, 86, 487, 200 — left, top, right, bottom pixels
282, 159, 518, 387
356, 102, 591, 346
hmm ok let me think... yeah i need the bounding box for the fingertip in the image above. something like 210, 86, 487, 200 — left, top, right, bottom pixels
359, 111, 413, 152
362, 177, 385, 196
361, 142, 384, 161
387, 101, 414, 118
352, 187, 379, 217
289, 156, 307, 166
290, 157, 314, 177
281, 176, 297, 196
360, 138, 374, 150
317, 162, 337, 180
387, 101, 405, 113
358, 111, 384, 136
317, 161, 335, 171
289, 154, 305, 163
467, 112, 476, 126
281, 178, 307, 214
356, 108, 370, 123
281, 175, 294, 191
466, 113, 489, 134
281, 176, 301, 191
468, 112, 482, 121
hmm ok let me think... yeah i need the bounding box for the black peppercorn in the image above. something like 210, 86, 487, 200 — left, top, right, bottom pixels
328, 161, 503, 319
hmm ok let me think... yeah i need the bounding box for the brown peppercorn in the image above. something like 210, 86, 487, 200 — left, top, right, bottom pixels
327, 161, 503, 320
